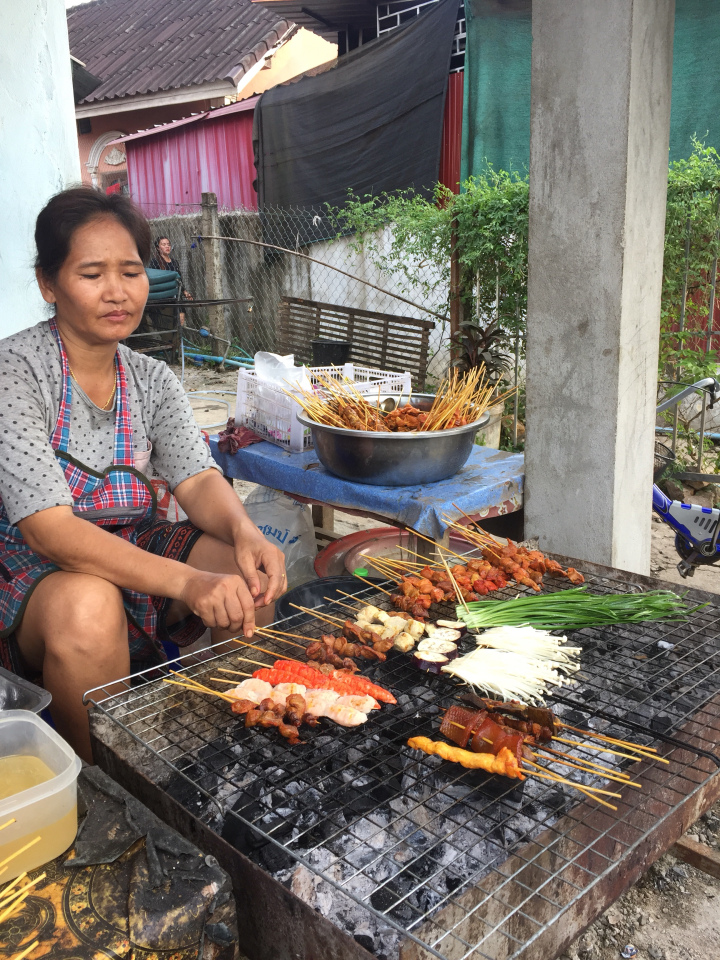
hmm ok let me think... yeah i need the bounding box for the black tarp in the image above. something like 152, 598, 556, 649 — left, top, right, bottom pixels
253, 0, 460, 219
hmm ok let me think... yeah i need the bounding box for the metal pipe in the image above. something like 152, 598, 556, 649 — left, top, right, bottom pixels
705, 194, 720, 354
512, 326, 520, 448
697, 391, 708, 470
198, 234, 449, 323
672, 217, 692, 455
656, 426, 720, 441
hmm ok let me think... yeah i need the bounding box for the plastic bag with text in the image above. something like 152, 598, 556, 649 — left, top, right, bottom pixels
242, 485, 317, 590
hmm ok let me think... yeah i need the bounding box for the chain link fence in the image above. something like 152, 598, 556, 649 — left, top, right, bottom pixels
140, 201, 451, 383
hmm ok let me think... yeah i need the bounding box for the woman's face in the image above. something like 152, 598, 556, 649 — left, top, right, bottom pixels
158, 238, 172, 256
37, 215, 149, 345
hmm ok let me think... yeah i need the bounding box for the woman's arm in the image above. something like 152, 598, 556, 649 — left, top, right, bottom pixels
17, 505, 262, 635
173, 469, 286, 606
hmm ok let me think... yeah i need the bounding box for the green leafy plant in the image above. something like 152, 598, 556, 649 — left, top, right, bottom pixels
450, 318, 513, 382
327, 145, 720, 468
660, 138, 720, 387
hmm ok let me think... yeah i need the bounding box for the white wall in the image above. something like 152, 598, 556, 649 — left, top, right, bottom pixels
0, 0, 80, 337
305, 227, 451, 380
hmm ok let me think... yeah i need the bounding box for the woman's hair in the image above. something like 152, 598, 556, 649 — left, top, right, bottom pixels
34, 186, 152, 279
153, 236, 170, 249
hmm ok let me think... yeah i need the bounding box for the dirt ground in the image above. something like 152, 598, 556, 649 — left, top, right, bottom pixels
182, 365, 720, 960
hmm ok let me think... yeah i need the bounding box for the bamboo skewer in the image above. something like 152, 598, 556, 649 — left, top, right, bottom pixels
378, 547, 444, 568
382, 557, 426, 569
289, 603, 345, 626
438, 551, 469, 613
364, 558, 403, 581
538, 746, 638, 784
410, 529, 473, 563
530, 752, 639, 788
337, 589, 376, 604
233, 639, 304, 662
0, 837, 41, 878
522, 762, 619, 811
552, 735, 667, 764
351, 574, 393, 597
235, 656, 274, 669
324, 596, 362, 614
162, 676, 236, 704
219, 668, 253, 678
11, 941, 40, 960
0, 872, 46, 912
0, 872, 27, 900
556, 732, 668, 763
559, 722, 660, 753
0, 819, 16, 832
523, 760, 622, 800
450, 503, 500, 543
254, 626, 311, 645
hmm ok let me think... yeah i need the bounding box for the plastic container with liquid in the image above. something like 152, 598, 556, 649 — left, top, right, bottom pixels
0, 711, 81, 880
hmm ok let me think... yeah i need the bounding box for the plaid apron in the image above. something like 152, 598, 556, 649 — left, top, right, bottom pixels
0, 319, 164, 665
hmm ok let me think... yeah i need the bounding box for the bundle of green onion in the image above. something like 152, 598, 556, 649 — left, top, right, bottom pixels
456, 587, 702, 631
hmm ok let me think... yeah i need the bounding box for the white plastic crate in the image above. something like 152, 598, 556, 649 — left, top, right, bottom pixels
235, 363, 412, 452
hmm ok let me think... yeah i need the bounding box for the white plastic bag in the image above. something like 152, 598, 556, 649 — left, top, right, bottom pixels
242, 485, 317, 589
254, 352, 311, 392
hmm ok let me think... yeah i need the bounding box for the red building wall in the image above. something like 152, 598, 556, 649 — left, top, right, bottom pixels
125, 99, 258, 213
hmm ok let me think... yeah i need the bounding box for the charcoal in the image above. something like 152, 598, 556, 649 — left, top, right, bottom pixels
95, 576, 720, 960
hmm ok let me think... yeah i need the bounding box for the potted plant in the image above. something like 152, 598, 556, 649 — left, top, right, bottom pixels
450, 318, 513, 447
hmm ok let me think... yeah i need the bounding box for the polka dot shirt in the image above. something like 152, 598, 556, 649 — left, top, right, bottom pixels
0, 320, 219, 526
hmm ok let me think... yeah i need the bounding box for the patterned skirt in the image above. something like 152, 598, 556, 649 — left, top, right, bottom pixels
0, 518, 206, 676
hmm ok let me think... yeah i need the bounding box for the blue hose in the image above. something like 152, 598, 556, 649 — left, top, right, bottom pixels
183, 352, 253, 369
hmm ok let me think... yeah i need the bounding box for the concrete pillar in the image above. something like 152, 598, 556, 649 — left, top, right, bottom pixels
200, 191, 225, 353
0, 0, 80, 337
524, 0, 675, 574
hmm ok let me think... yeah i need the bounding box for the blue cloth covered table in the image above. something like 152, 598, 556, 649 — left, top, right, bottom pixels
210, 439, 524, 542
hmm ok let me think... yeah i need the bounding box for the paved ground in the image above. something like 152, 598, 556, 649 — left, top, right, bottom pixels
183, 364, 720, 960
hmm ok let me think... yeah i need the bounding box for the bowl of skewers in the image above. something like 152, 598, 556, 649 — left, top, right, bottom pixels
294, 369, 510, 486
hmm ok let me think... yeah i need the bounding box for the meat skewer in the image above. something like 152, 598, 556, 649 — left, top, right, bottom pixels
251, 661, 397, 704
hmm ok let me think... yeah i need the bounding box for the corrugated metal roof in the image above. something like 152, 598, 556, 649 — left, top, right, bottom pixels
67, 0, 292, 103
113, 95, 259, 143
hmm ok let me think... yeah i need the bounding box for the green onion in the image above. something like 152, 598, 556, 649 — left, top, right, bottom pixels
456, 587, 704, 631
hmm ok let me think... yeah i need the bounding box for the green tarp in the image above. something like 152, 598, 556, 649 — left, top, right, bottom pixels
461, 0, 720, 181
461, 0, 531, 181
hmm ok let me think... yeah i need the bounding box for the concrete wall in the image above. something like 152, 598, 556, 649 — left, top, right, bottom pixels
525, 0, 675, 574
0, 0, 80, 338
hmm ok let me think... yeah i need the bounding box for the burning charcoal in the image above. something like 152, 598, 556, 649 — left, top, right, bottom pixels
297, 787, 324, 808
651, 712, 673, 734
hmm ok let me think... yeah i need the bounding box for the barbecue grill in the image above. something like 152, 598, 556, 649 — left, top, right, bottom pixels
87, 556, 720, 960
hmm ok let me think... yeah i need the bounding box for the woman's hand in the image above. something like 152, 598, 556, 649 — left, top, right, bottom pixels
232, 519, 287, 606
173, 470, 288, 607
180, 569, 259, 635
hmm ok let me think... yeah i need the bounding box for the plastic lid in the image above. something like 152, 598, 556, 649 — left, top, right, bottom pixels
353, 567, 369, 577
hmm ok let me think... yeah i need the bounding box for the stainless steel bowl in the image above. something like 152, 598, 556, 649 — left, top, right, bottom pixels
297, 395, 490, 486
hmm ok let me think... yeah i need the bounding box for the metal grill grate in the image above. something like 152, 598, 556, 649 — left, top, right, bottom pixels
87, 561, 720, 960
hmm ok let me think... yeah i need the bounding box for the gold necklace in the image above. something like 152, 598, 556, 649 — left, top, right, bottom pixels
69, 366, 116, 410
